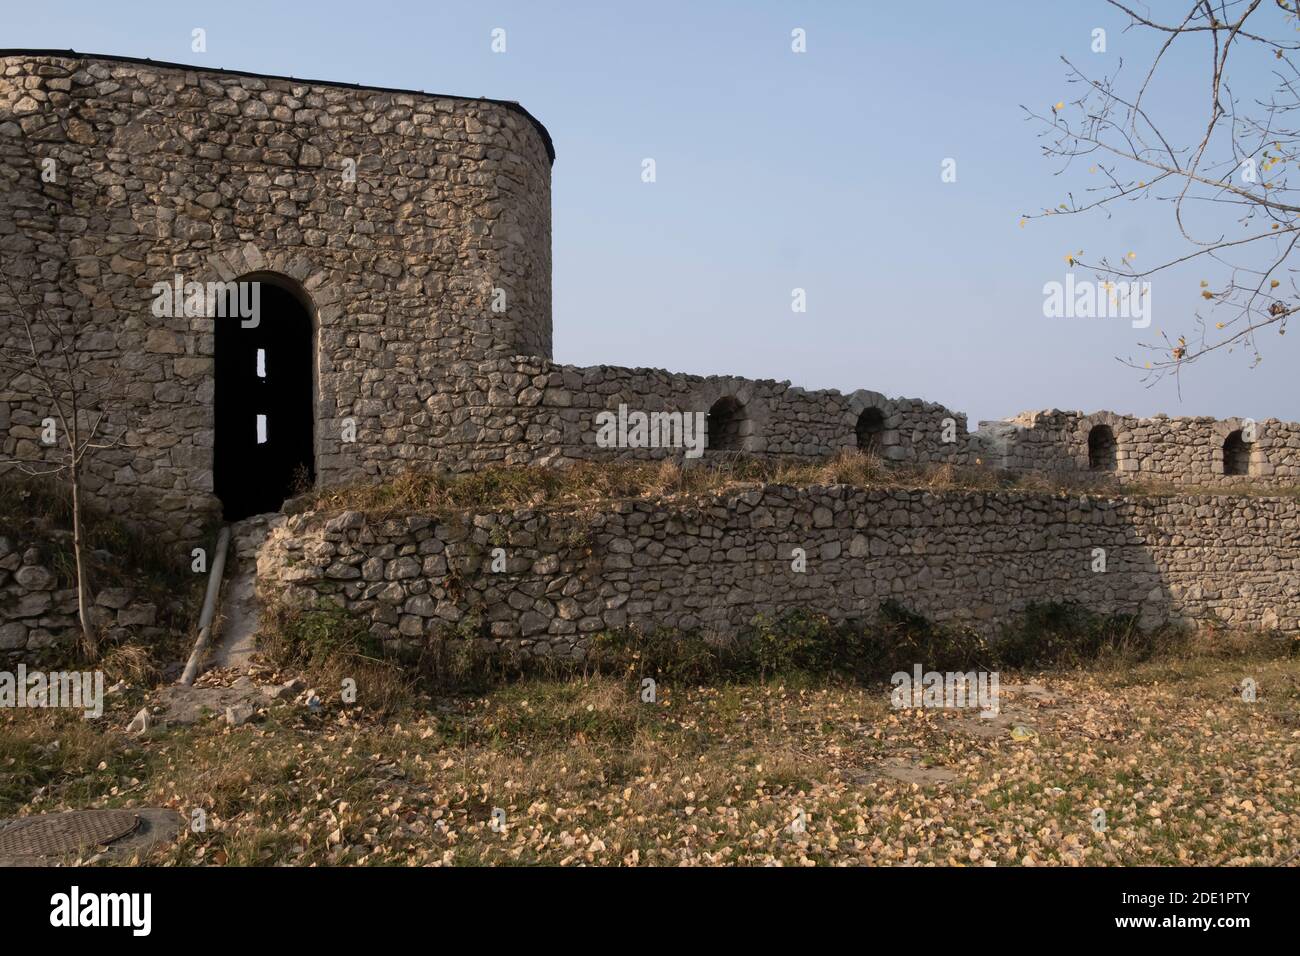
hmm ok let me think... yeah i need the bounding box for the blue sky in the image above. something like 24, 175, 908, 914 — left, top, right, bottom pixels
7, 0, 1297, 426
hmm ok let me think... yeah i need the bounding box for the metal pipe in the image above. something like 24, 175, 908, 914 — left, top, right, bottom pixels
178, 525, 230, 686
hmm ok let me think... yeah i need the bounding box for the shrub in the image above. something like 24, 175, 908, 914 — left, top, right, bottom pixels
750, 608, 859, 676
592, 603, 990, 685
263, 598, 1292, 709
587, 626, 747, 684
261, 601, 411, 716
870, 599, 992, 674
994, 602, 1165, 667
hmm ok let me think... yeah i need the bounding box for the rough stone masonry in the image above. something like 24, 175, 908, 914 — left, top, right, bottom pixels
256, 487, 1300, 655
1, 51, 1298, 657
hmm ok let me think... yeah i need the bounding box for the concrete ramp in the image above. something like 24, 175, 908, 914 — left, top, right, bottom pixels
181, 513, 282, 680
209, 566, 259, 670
208, 513, 283, 672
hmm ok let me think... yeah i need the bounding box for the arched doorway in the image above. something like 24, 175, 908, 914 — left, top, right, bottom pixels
214, 278, 315, 520
706, 396, 747, 451
856, 407, 886, 455
1223, 430, 1250, 476
1087, 424, 1117, 471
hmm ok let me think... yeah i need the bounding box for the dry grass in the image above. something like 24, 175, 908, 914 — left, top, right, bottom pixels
257, 601, 414, 718
2, 639, 1295, 867
98, 643, 160, 686
305, 453, 1300, 521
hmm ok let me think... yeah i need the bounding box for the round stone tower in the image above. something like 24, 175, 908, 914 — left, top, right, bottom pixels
0, 50, 554, 539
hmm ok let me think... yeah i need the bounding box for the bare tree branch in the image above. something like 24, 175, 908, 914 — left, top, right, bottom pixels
1025, 0, 1300, 383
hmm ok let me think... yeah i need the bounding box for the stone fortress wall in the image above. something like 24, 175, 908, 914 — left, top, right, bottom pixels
0, 50, 553, 543
0, 530, 173, 661
257, 487, 1300, 656
0, 52, 989, 542
0, 52, 1297, 659
417, 355, 977, 472
1, 52, 1295, 550
978, 409, 1300, 486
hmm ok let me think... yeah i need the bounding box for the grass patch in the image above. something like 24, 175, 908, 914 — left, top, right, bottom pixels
588, 601, 1279, 689
995, 602, 1297, 670
1, 644, 1294, 866
259, 601, 414, 717
263, 596, 1294, 711
0, 709, 150, 812
305, 454, 1300, 522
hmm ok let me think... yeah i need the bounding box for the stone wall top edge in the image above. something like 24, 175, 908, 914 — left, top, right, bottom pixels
996, 408, 1300, 429
291, 484, 1300, 529
491, 357, 969, 414
0, 48, 556, 163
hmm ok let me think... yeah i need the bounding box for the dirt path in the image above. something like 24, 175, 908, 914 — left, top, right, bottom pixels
209, 567, 258, 671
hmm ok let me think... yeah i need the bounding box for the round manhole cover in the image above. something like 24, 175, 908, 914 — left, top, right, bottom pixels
0, 810, 139, 859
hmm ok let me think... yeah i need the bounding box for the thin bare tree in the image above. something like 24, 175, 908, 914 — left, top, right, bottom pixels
1025, 0, 1300, 386
0, 264, 127, 658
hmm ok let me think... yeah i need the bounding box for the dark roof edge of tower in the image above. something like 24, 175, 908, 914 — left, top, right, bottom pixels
0, 48, 556, 163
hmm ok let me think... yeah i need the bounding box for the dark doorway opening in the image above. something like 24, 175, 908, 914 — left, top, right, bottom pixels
214, 280, 314, 521
1223, 430, 1250, 476
1087, 424, 1117, 471
706, 396, 746, 451
856, 407, 886, 455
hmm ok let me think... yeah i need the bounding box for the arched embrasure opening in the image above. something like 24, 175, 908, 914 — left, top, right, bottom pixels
1223, 430, 1250, 476
214, 277, 315, 520
706, 396, 747, 451
1087, 424, 1117, 471
856, 407, 886, 454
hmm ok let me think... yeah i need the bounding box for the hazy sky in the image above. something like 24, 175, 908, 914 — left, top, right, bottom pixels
7, 0, 1298, 426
